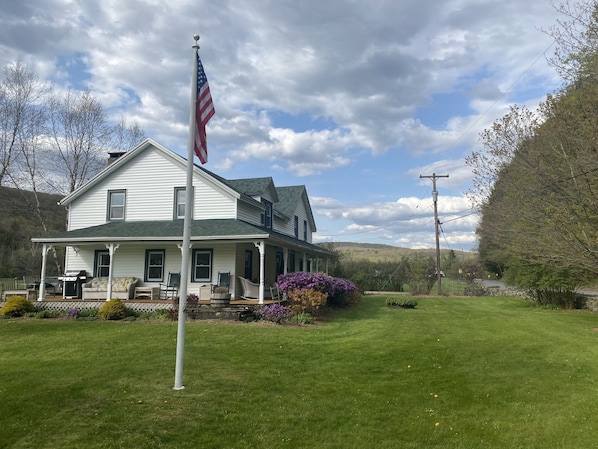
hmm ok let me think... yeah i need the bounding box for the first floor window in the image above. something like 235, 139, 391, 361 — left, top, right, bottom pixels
276, 251, 284, 277
145, 250, 165, 282
192, 249, 213, 282
244, 250, 253, 280
94, 250, 110, 277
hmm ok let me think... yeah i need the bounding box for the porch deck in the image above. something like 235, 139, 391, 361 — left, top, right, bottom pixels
2, 294, 284, 321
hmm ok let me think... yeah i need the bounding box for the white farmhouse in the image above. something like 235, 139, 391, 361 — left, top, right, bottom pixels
32, 138, 336, 304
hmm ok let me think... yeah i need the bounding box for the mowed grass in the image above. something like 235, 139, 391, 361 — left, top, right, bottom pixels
1, 297, 598, 449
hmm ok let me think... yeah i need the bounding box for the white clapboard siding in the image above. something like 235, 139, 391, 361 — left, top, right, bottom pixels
68, 148, 236, 230
274, 201, 313, 242
236, 201, 262, 226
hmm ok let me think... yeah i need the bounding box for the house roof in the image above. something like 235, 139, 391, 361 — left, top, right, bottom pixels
275, 185, 316, 230
226, 177, 279, 202
49, 138, 327, 256
32, 219, 336, 257
58, 138, 255, 208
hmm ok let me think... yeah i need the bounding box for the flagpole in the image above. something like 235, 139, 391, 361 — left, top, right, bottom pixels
174, 34, 200, 390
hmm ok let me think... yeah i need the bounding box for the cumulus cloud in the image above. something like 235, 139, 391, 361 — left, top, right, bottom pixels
0, 0, 563, 249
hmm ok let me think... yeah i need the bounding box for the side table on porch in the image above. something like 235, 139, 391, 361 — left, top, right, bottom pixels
134, 287, 159, 300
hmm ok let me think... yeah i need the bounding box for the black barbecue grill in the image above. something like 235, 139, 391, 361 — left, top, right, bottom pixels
58, 270, 87, 299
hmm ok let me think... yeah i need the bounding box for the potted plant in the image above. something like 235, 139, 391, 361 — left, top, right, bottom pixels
210, 286, 231, 307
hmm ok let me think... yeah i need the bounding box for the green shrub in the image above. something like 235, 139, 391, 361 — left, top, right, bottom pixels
78, 308, 99, 318
139, 308, 170, 321
291, 312, 314, 325
386, 298, 418, 309
35, 310, 60, 319
0, 295, 35, 317
98, 298, 128, 320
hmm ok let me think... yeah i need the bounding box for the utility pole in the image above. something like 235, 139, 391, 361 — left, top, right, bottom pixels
419, 173, 449, 295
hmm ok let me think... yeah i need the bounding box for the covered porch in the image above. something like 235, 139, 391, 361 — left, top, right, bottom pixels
31, 219, 337, 304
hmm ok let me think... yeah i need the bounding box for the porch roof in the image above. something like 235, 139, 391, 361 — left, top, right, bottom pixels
32, 219, 337, 258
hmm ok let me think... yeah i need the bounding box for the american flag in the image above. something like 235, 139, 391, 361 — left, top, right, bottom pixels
194, 51, 215, 164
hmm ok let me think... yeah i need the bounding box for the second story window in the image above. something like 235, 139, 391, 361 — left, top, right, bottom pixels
262, 200, 273, 229
303, 220, 307, 241
175, 187, 186, 219
294, 216, 299, 238
108, 190, 125, 221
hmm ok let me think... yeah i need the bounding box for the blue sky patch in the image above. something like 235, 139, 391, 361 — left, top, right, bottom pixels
416, 92, 473, 129
53, 52, 90, 89
269, 110, 336, 132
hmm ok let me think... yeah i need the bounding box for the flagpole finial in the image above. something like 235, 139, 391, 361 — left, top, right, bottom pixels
193, 34, 200, 49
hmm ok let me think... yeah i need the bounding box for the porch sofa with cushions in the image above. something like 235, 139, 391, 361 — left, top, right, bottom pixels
81, 277, 139, 300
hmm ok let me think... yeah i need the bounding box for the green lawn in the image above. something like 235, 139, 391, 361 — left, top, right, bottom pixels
1, 296, 598, 448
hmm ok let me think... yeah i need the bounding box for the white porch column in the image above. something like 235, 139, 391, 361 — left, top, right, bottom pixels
283, 247, 289, 274
38, 244, 52, 301
105, 243, 120, 301
254, 241, 266, 304
303, 252, 308, 271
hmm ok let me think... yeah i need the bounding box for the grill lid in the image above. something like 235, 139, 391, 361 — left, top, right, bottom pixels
59, 270, 87, 281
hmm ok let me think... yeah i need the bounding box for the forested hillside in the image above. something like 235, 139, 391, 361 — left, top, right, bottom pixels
0, 186, 65, 277
466, 1, 598, 307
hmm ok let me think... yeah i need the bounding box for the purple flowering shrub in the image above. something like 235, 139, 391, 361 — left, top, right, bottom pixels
255, 303, 291, 323
276, 272, 359, 309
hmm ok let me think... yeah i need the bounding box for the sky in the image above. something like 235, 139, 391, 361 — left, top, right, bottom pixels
0, 0, 567, 252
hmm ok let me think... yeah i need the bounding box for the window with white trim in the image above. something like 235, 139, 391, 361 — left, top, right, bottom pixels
108, 190, 125, 221
261, 200, 273, 229
174, 187, 186, 219
192, 249, 213, 282
145, 250, 165, 282
94, 250, 110, 277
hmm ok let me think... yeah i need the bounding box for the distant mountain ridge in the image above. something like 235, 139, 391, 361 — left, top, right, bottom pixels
323, 241, 473, 262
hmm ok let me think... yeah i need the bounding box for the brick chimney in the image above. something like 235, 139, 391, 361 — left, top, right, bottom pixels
108, 152, 126, 165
